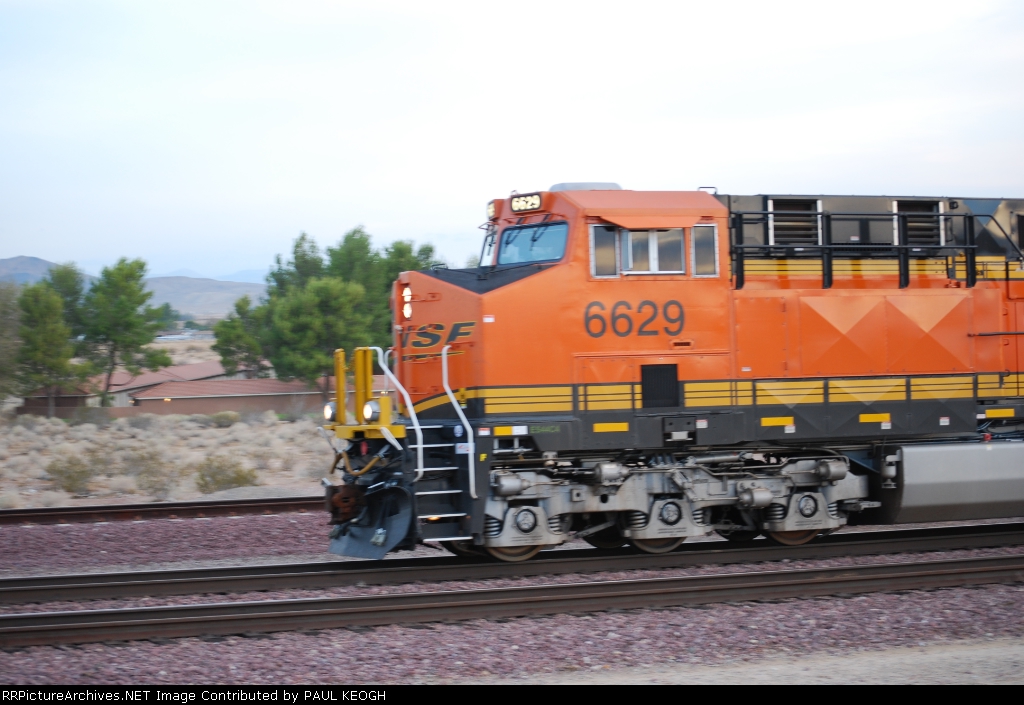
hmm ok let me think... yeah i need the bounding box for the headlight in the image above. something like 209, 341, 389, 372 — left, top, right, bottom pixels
402, 286, 412, 302
402, 302, 412, 320
323, 402, 336, 422
363, 399, 380, 423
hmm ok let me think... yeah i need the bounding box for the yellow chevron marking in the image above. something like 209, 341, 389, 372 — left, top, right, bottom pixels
485, 401, 573, 413
986, 408, 1016, 418
685, 381, 753, 407
910, 376, 974, 400
586, 384, 633, 394
756, 380, 824, 405
483, 387, 572, 398
744, 259, 949, 277
860, 413, 891, 423
586, 401, 633, 410
761, 416, 794, 427
583, 384, 634, 411
978, 374, 1021, 398
593, 422, 629, 433
829, 378, 907, 403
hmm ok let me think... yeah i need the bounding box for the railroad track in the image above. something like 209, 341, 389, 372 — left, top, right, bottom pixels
3, 522, 1024, 605
2, 553, 1023, 648
0, 496, 323, 525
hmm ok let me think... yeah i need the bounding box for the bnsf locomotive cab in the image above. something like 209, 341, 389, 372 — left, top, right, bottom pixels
322, 184, 1024, 561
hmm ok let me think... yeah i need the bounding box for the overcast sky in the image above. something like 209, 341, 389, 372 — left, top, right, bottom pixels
1, 0, 1023, 279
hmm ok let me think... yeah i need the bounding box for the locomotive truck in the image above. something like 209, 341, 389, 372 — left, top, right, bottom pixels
321, 184, 1024, 561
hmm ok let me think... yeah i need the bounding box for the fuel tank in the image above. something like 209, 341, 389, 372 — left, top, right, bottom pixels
879, 441, 1024, 523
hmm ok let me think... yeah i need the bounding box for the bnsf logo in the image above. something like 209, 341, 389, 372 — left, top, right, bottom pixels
401, 321, 476, 349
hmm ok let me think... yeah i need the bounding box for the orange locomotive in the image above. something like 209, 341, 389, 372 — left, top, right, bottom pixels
322, 184, 1024, 561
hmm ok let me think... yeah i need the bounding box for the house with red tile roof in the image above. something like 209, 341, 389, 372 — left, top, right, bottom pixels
17, 361, 252, 415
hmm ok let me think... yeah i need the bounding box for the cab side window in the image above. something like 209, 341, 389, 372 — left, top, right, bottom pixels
590, 224, 719, 278
622, 229, 685, 274
692, 225, 719, 277
592, 226, 618, 276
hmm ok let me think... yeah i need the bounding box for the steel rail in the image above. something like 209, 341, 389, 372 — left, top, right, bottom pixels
2, 553, 1023, 647
3, 522, 1024, 605
0, 496, 323, 525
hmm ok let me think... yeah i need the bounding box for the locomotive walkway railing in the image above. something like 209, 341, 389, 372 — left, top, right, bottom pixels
729, 210, 1022, 290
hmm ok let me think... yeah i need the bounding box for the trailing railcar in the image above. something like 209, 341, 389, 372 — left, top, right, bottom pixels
322, 184, 1024, 561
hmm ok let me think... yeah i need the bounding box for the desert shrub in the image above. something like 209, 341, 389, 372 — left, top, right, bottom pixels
123, 450, 181, 500
303, 460, 331, 480
38, 491, 68, 507
210, 411, 241, 428
0, 492, 22, 509
240, 411, 268, 426
14, 415, 40, 430
249, 449, 276, 471
107, 475, 138, 495
188, 414, 214, 428
45, 455, 95, 496
127, 414, 156, 430
68, 423, 98, 440
194, 456, 258, 494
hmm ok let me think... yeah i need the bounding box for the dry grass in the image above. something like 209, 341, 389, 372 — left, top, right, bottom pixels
148, 338, 219, 365
0, 412, 325, 507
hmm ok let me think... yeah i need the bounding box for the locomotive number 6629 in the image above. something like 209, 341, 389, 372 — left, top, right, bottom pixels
584, 300, 684, 338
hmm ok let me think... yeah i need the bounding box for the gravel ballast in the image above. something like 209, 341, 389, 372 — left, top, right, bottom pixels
2, 583, 1023, 684
5, 543, 1024, 614
0, 513, 420, 576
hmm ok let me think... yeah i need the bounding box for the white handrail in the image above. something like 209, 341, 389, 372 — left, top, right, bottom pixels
441, 345, 477, 499
369, 346, 424, 481
382, 350, 392, 393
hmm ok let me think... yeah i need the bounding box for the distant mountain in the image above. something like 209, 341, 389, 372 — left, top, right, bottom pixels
150, 268, 206, 278
0, 256, 95, 285
214, 269, 270, 284
144, 277, 265, 318
0, 257, 265, 317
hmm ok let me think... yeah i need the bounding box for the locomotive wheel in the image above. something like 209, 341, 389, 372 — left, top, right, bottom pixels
441, 540, 483, 558
486, 545, 543, 562
583, 524, 628, 549
630, 537, 686, 554
766, 529, 819, 546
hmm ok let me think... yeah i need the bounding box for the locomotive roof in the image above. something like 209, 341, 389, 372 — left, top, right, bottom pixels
552, 189, 727, 215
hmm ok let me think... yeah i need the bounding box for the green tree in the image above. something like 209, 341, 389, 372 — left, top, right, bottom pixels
264, 278, 370, 399
45, 263, 87, 336
152, 303, 181, 330
212, 295, 269, 379
16, 283, 89, 417
216, 229, 445, 390
267, 232, 325, 297
0, 282, 21, 400
325, 227, 443, 347
82, 258, 172, 405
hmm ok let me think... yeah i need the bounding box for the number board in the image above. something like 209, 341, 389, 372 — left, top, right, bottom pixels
510, 193, 543, 213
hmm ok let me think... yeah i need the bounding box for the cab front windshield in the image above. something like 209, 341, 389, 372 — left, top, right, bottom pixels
496, 222, 568, 265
